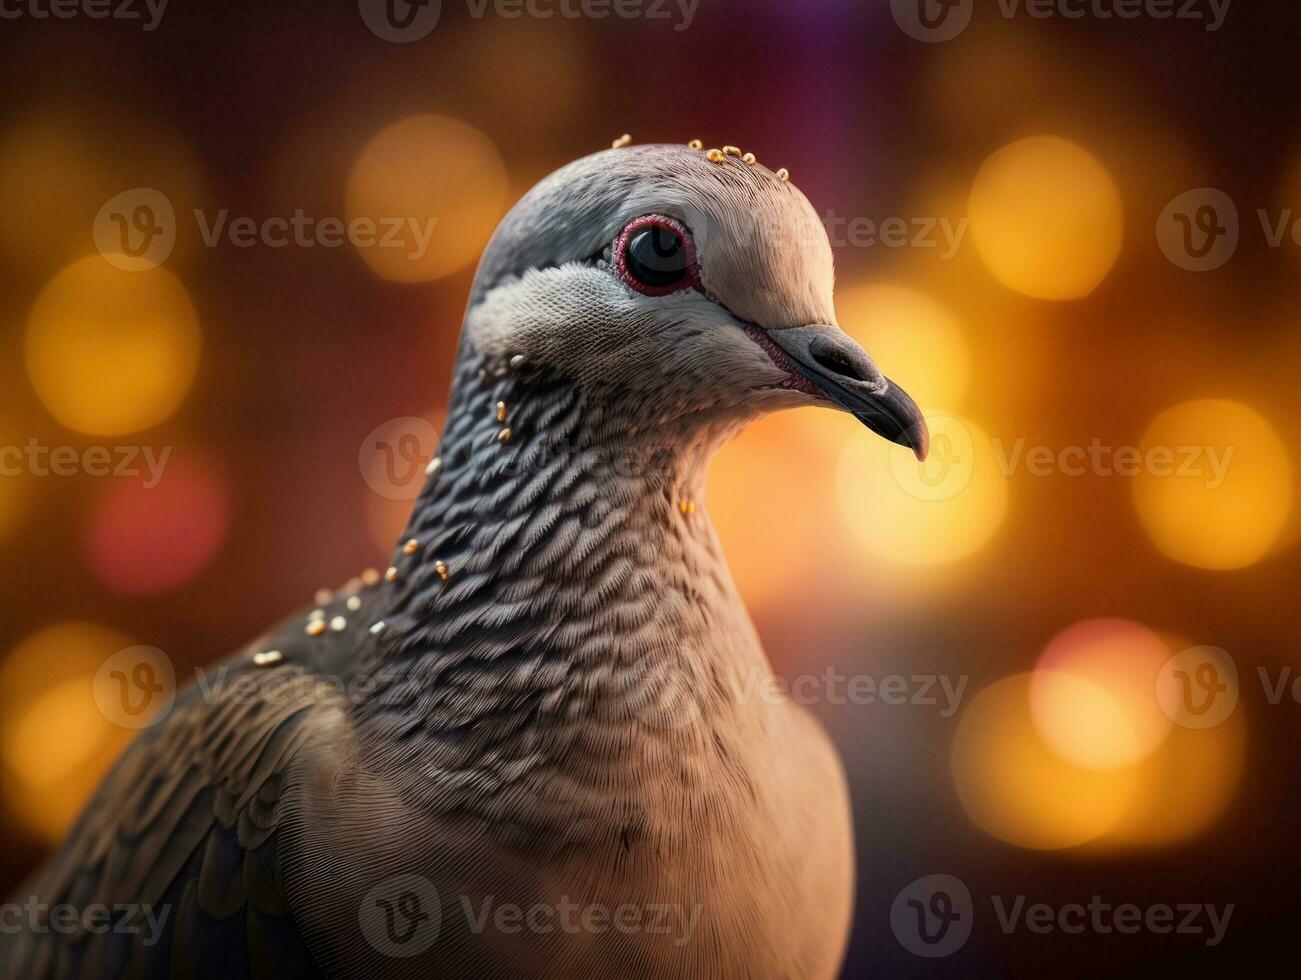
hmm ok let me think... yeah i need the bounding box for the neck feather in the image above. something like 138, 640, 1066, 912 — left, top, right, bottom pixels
351, 343, 771, 836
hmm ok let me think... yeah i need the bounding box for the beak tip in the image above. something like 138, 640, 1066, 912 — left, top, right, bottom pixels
909, 423, 930, 462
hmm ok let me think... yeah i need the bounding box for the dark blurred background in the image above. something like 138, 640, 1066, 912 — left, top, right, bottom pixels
1, 0, 1298, 975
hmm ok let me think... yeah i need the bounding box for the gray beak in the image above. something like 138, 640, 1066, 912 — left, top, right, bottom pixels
761, 324, 929, 461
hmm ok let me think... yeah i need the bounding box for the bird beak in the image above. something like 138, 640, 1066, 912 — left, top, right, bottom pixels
755, 323, 929, 461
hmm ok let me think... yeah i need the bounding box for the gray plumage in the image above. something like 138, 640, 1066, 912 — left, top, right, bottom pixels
3, 144, 927, 979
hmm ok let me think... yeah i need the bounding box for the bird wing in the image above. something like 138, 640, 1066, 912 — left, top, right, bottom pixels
2, 644, 348, 980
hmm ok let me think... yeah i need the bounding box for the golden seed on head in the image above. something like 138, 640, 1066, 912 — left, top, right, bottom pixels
314, 588, 333, 605
498, 428, 512, 442
688, 500, 696, 514
679, 501, 689, 514
776, 167, 790, 182
435, 560, 449, 582
742, 152, 757, 166
253, 650, 283, 666
688, 139, 703, 150
496, 401, 507, 423
723, 145, 742, 157
305, 620, 326, 637
403, 538, 420, 555
346, 595, 361, 611
612, 133, 632, 149
329, 616, 347, 632
361, 567, 380, 587
706, 148, 725, 164
425, 457, 441, 477
384, 566, 398, 582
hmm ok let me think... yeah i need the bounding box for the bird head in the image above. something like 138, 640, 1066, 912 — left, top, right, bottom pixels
464, 143, 928, 460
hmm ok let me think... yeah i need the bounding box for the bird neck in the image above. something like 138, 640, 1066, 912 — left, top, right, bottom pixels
352, 342, 772, 830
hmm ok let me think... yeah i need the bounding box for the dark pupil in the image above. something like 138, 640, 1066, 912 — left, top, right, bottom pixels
625, 226, 687, 287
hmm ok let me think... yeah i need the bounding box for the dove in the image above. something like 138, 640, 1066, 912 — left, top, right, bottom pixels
3, 141, 927, 979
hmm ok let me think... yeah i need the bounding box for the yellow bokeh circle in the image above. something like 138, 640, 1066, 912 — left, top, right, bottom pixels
1102, 707, 1245, 847
26, 256, 201, 435
345, 114, 510, 282
1030, 618, 1173, 770
968, 136, 1123, 300
951, 673, 1138, 850
0, 622, 138, 843
1132, 398, 1292, 570
838, 413, 1007, 566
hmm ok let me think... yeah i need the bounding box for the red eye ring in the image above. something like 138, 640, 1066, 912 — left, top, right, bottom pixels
613, 214, 699, 296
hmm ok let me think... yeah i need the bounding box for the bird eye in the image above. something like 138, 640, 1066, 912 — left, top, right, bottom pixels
614, 215, 698, 296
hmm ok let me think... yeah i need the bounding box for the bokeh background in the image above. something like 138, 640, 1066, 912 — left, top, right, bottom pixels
1, 0, 1298, 975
